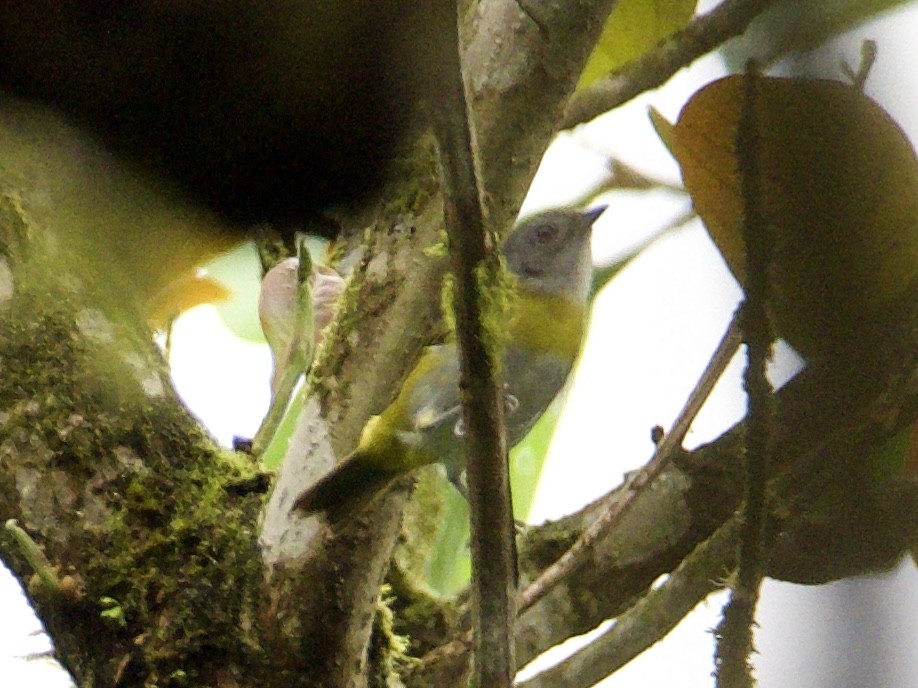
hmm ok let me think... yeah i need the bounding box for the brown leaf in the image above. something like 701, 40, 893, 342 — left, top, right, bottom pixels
673, 75, 918, 360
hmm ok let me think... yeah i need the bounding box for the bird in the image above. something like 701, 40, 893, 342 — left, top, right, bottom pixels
0, 1, 456, 238
294, 206, 606, 520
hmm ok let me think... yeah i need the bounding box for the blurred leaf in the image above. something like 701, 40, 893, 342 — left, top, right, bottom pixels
258, 380, 304, 471
723, 0, 914, 69
672, 75, 918, 361
906, 420, 918, 477
425, 486, 472, 596
510, 400, 564, 520
147, 272, 231, 330
866, 425, 914, 483
204, 242, 265, 343
579, 0, 697, 88
768, 426, 916, 584
0, 96, 239, 314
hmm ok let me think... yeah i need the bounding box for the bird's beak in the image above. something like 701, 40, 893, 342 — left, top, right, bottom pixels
581, 205, 608, 226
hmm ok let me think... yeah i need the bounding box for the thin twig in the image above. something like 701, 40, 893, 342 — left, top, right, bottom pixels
605, 158, 686, 193
518, 312, 743, 614
561, 0, 778, 129
433, 3, 516, 685
518, 515, 742, 688
4, 519, 63, 595
840, 39, 877, 92
714, 62, 773, 688
523, 385, 874, 688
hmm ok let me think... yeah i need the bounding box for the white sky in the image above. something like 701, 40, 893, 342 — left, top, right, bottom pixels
4, 3, 918, 686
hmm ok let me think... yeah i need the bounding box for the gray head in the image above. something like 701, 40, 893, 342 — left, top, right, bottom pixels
502, 206, 605, 302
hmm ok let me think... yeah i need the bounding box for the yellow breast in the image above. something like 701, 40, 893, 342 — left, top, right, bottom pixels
509, 291, 587, 359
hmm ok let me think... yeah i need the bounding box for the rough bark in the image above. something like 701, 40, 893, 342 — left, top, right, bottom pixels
0, 0, 618, 685
4, 1, 913, 687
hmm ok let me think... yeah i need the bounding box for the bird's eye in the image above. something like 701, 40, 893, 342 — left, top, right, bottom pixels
535, 225, 557, 243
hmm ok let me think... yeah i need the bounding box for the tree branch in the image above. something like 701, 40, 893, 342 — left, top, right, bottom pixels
0, 194, 273, 684
518, 313, 742, 615
410, 281, 918, 682
715, 63, 773, 688
433, 2, 515, 684
518, 516, 742, 688
561, 0, 779, 129
259, 0, 619, 683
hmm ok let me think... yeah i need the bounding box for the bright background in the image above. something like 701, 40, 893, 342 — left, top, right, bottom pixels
4, 3, 918, 685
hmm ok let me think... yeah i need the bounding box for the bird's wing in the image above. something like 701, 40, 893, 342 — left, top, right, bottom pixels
407, 345, 463, 434
408, 344, 524, 436
414, 404, 462, 432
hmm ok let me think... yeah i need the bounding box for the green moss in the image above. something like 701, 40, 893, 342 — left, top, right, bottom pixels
518, 518, 581, 580
437, 252, 519, 377
86, 431, 266, 678
368, 585, 417, 687
476, 254, 519, 370
307, 244, 371, 412
385, 565, 463, 660
1, 274, 270, 684
381, 134, 440, 218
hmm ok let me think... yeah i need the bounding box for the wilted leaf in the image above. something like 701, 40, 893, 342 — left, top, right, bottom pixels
579, 0, 697, 88
259, 257, 345, 394
147, 272, 231, 330
673, 75, 918, 361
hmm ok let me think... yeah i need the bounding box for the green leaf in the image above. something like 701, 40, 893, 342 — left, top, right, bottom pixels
259, 383, 304, 471
580, 0, 697, 88
205, 242, 266, 343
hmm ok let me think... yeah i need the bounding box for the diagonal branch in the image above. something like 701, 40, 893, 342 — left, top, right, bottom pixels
410, 280, 918, 683
518, 312, 743, 614
561, 0, 779, 129
259, 0, 619, 683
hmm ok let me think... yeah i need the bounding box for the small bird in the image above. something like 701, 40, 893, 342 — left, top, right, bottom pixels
294, 206, 606, 520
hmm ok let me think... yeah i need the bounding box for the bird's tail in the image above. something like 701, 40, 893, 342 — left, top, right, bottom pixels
293, 452, 398, 522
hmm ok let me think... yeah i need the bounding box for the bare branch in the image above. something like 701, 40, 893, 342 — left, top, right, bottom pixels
518, 312, 743, 614
561, 0, 779, 129
434, 3, 515, 683
519, 516, 741, 688
715, 62, 773, 688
